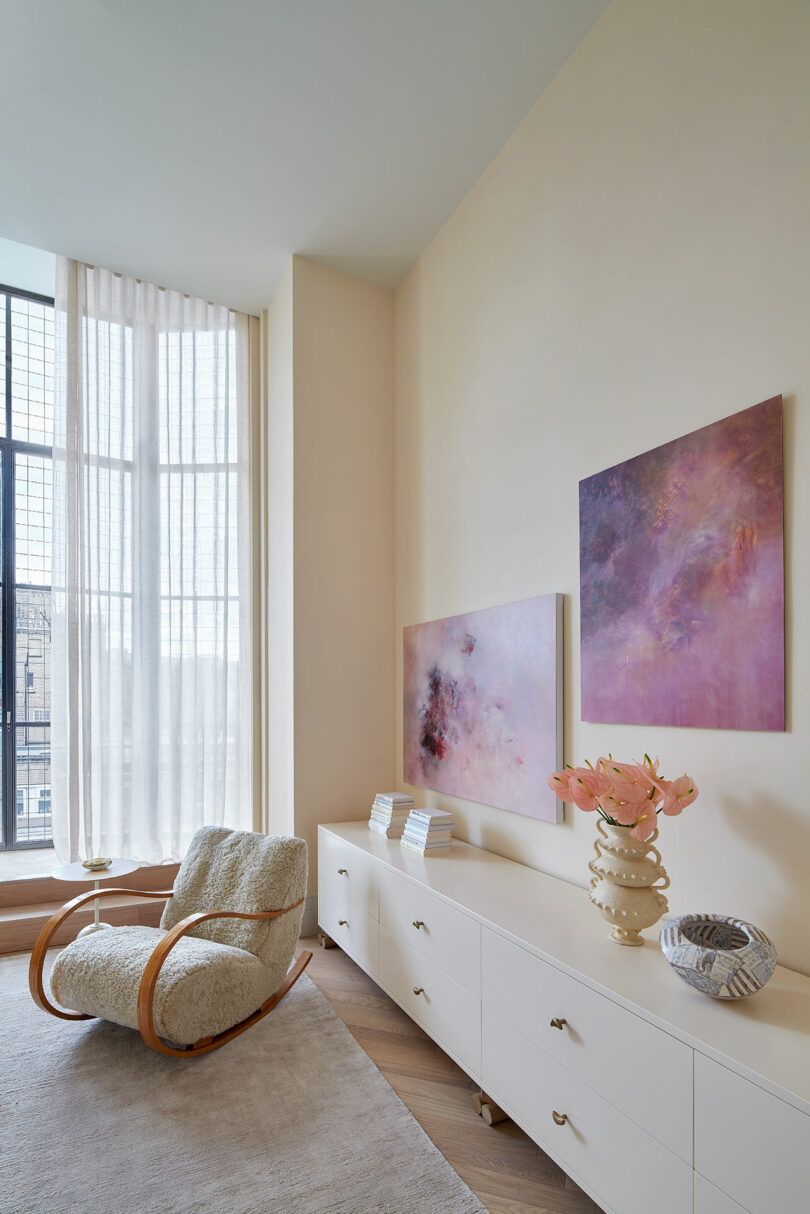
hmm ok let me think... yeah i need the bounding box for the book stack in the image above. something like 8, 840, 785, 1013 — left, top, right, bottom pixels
401, 808, 455, 855
369, 791, 415, 838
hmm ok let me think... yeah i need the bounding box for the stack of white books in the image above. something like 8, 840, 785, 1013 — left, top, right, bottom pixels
369, 791, 415, 838
400, 808, 455, 855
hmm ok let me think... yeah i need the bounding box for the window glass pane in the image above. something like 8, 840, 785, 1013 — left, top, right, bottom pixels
84, 463, 132, 595
15, 454, 52, 585
4, 292, 55, 851
0, 293, 6, 436
161, 596, 240, 662
16, 588, 50, 725
10, 297, 54, 444
84, 317, 133, 461
88, 587, 132, 657
160, 470, 238, 599
15, 589, 51, 848
15, 724, 50, 845
159, 329, 237, 465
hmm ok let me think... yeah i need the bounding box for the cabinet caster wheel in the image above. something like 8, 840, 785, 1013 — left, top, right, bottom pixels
472, 1089, 509, 1126
318, 931, 337, 949
481, 1101, 508, 1126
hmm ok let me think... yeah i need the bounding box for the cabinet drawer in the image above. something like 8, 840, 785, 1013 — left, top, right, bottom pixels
378, 867, 480, 997
694, 1174, 747, 1214
380, 925, 480, 1079
318, 831, 378, 921
318, 892, 379, 979
482, 928, 692, 1162
483, 1006, 692, 1214
695, 1053, 810, 1213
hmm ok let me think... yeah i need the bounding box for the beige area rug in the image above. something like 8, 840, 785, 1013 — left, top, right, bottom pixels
0, 954, 486, 1214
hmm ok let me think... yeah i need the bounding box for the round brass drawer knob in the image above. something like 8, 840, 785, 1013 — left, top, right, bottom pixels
338, 919, 348, 926
412, 920, 425, 929
550, 1017, 567, 1030
412, 986, 424, 996
337, 868, 348, 875
552, 1110, 568, 1126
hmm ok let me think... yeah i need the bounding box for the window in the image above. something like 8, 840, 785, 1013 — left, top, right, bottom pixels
0, 284, 53, 851
48, 261, 252, 862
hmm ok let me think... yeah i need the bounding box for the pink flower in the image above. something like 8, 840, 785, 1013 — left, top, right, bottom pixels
547, 770, 574, 801
547, 766, 609, 813
570, 767, 610, 813
597, 793, 635, 824
661, 775, 699, 816
547, 757, 698, 833
601, 758, 662, 805
568, 771, 602, 813
630, 809, 659, 840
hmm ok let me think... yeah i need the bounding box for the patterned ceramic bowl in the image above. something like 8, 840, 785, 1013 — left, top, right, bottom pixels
659, 913, 777, 999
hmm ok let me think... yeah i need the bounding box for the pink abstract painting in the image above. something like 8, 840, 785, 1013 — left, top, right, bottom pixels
579, 396, 784, 731
403, 595, 563, 822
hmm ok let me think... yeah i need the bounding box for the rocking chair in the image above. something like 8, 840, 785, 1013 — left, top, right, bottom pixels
29, 826, 312, 1057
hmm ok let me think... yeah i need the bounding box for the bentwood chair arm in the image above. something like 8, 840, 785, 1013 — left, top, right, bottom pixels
136, 897, 310, 1057
28, 887, 175, 1019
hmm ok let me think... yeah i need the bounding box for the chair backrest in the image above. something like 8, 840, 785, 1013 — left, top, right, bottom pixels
161, 826, 307, 970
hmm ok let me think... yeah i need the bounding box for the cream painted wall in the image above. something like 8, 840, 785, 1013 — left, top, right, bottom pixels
289, 257, 395, 893
263, 264, 295, 837
395, 0, 810, 972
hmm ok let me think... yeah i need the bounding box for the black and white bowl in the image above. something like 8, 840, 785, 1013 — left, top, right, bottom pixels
659, 913, 777, 999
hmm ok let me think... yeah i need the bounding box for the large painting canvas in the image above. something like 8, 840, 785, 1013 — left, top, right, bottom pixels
403, 595, 563, 823
579, 396, 784, 731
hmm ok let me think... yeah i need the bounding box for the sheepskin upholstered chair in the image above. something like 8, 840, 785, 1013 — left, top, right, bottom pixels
29, 827, 311, 1057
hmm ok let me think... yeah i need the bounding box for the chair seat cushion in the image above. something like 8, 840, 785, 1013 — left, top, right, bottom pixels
50, 925, 279, 1046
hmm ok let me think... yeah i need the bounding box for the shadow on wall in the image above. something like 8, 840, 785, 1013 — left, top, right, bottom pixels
782, 392, 796, 734
475, 803, 585, 893
719, 791, 806, 959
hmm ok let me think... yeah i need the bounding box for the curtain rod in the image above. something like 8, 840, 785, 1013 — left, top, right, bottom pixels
77, 261, 238, 313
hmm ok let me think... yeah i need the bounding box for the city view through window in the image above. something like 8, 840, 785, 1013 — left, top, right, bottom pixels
1, 286, 53, 850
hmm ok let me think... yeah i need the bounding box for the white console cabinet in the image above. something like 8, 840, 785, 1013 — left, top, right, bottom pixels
318, 823, 810, 1214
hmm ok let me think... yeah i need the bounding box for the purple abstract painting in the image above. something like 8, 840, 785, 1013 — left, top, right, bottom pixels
403, 595, 563, 822
579, 396, 784, 731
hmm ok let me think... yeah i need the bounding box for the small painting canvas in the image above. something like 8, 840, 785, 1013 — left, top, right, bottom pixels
403, 595, 563, 822
579, 396, 784, 731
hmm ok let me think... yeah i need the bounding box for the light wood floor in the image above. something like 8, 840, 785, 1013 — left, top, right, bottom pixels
302, 937, 602, 1214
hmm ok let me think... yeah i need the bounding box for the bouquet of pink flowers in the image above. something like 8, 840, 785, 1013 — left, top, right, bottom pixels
548, 755, 698, 840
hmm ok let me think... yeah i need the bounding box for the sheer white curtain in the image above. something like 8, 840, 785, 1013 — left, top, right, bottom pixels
52, 259, 252, 863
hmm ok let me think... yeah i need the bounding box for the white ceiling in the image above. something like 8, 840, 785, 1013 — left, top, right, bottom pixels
0, 0, 609, 314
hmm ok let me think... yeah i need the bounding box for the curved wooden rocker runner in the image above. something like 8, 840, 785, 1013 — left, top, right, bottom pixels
29, 886, 313, 1058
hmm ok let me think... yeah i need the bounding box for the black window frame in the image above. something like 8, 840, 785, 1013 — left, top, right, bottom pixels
0, 281, 54, 852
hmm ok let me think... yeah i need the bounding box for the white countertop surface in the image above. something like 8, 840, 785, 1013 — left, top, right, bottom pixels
321, 821, 810, 1118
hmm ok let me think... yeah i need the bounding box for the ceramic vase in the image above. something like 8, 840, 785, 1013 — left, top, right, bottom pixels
660, 913, 777, 997
588, 819, 669, 946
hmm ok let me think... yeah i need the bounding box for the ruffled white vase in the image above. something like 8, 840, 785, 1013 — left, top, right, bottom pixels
588, 820, 670, 946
